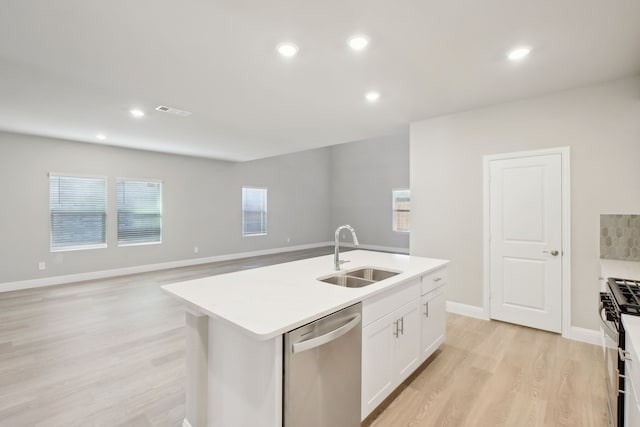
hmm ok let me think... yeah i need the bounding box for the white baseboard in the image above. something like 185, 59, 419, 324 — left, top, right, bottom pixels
446, 301, 489, 320
341, 242, 410, 254
0, 242, 332, 293
562, 326, 602, 346
446, 301, 601, 346
446, 299, 602, 346
182, 419, 194, 427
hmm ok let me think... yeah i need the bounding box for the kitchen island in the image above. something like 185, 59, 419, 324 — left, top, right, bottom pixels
162, 250, 449, 427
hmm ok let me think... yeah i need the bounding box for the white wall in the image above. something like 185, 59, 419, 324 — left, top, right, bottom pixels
0, 132, 331, 284
330, 132, 410, 251
410, 76, 640, 330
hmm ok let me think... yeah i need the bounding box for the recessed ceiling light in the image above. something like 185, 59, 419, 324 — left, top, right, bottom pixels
507, 47, 531, 61
348, 36, 369, 51
129, 109, 145, 118
96, 134, 107, 140
277, 43, 299, 58
365, 91, 380, 102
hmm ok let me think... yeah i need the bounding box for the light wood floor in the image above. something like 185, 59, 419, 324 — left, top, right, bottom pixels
0, 248, 607, 427
369, 315, 608, 427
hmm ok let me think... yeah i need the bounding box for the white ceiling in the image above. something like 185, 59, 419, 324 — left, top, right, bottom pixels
1, 1, 639, 161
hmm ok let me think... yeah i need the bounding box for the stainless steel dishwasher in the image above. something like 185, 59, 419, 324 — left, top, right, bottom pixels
284, 302, 362, 427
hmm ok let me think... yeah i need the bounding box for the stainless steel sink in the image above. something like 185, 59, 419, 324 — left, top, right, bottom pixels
318, 267, 401, 288
347, 268, 399, 282
319, 275, 375, 288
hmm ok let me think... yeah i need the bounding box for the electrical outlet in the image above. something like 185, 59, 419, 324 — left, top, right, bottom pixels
38, 262, 46, 271
194, 246, 199, 254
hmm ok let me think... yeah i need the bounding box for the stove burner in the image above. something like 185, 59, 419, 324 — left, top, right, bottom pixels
608, 277, 640, 315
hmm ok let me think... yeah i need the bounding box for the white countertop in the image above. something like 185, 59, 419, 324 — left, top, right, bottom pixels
162, 250, 449, 340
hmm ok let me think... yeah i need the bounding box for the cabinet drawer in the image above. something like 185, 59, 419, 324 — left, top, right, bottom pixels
421, 267, 447, 295
362, 279, 420, 327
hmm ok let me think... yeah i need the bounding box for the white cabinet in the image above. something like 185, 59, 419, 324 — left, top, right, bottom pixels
362, 310, 396, 416
394, 300, 421, 383
627, 382, 640, 427
362, 298, 420, 418
361, 268, 447, 420
625, 328, 640, 426
420, 286, 446, 362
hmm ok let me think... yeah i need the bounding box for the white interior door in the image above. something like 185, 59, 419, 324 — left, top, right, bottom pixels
489, 153, 562, 333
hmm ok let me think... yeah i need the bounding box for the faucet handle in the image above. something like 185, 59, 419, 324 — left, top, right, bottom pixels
339, 260, 350, 265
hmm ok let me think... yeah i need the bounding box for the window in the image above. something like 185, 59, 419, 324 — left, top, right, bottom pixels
392, 189, 410, 233
117, 179, 163, 246
242, 187, 267, 236
50, 174, 107, 251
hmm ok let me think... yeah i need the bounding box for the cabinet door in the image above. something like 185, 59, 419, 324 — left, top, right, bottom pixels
420, 286, 446, 362
361, 312, 395, 420
394, 299, 421, 384
627, 378, 640, 427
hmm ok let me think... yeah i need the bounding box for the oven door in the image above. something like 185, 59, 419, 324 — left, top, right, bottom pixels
600, 293, 620, 426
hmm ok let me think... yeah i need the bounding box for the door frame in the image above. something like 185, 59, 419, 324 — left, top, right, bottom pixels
482, 146, 571, 336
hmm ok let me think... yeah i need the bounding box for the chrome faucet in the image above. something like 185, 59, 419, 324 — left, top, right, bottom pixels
334, 225, 359, 270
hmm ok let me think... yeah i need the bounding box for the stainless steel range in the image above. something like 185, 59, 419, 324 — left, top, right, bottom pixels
600, 277, 640, 426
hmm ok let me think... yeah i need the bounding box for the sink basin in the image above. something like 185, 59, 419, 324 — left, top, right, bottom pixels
318, 267, 401, 288
319, 275, 374, 288
347, 268, 399, 282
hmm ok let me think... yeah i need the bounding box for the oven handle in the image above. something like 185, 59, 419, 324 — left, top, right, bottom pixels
598, 300, 618, 341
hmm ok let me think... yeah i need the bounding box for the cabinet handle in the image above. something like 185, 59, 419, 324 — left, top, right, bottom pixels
398, 317, 404, 335
393, 320, 399, 338
424, 302, 429, 317
433, 277, 442, 282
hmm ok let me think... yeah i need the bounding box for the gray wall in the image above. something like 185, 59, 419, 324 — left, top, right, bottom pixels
410, 75, 640, 330
0, 132, 331, 283
330, 133, 410, 251
0, 130, 410, 284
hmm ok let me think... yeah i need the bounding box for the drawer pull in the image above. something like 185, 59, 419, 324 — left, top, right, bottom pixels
619, 348, 632, 362
433, 277, 442, 282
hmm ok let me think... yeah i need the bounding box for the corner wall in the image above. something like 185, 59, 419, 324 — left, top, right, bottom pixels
330, 132, 410, 251
410, 75, 640, 330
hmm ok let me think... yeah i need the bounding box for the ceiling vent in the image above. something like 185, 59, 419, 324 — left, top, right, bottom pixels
155, 105, 192, 117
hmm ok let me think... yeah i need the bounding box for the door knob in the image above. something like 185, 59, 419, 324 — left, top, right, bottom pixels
543, 250, 559, 256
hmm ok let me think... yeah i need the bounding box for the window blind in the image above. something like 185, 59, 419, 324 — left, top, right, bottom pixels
50, 174, 107, 251
392, 189, 410, 233
117, 179, 162, 245
242, 187, 267, 236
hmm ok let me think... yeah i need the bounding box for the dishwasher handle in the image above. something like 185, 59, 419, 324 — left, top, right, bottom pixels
292, 314, 361, 354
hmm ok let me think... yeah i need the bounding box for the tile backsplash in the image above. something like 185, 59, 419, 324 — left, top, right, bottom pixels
600, 214, 640, 261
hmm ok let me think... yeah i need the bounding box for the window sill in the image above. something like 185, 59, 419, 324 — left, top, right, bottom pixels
118, 241, 162, 248
51, 243, 108, 252
243, 233, 267, 237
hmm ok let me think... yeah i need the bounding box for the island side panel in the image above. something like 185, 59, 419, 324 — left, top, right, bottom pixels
208, 318, 283, 427
185, 311, 209, 427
